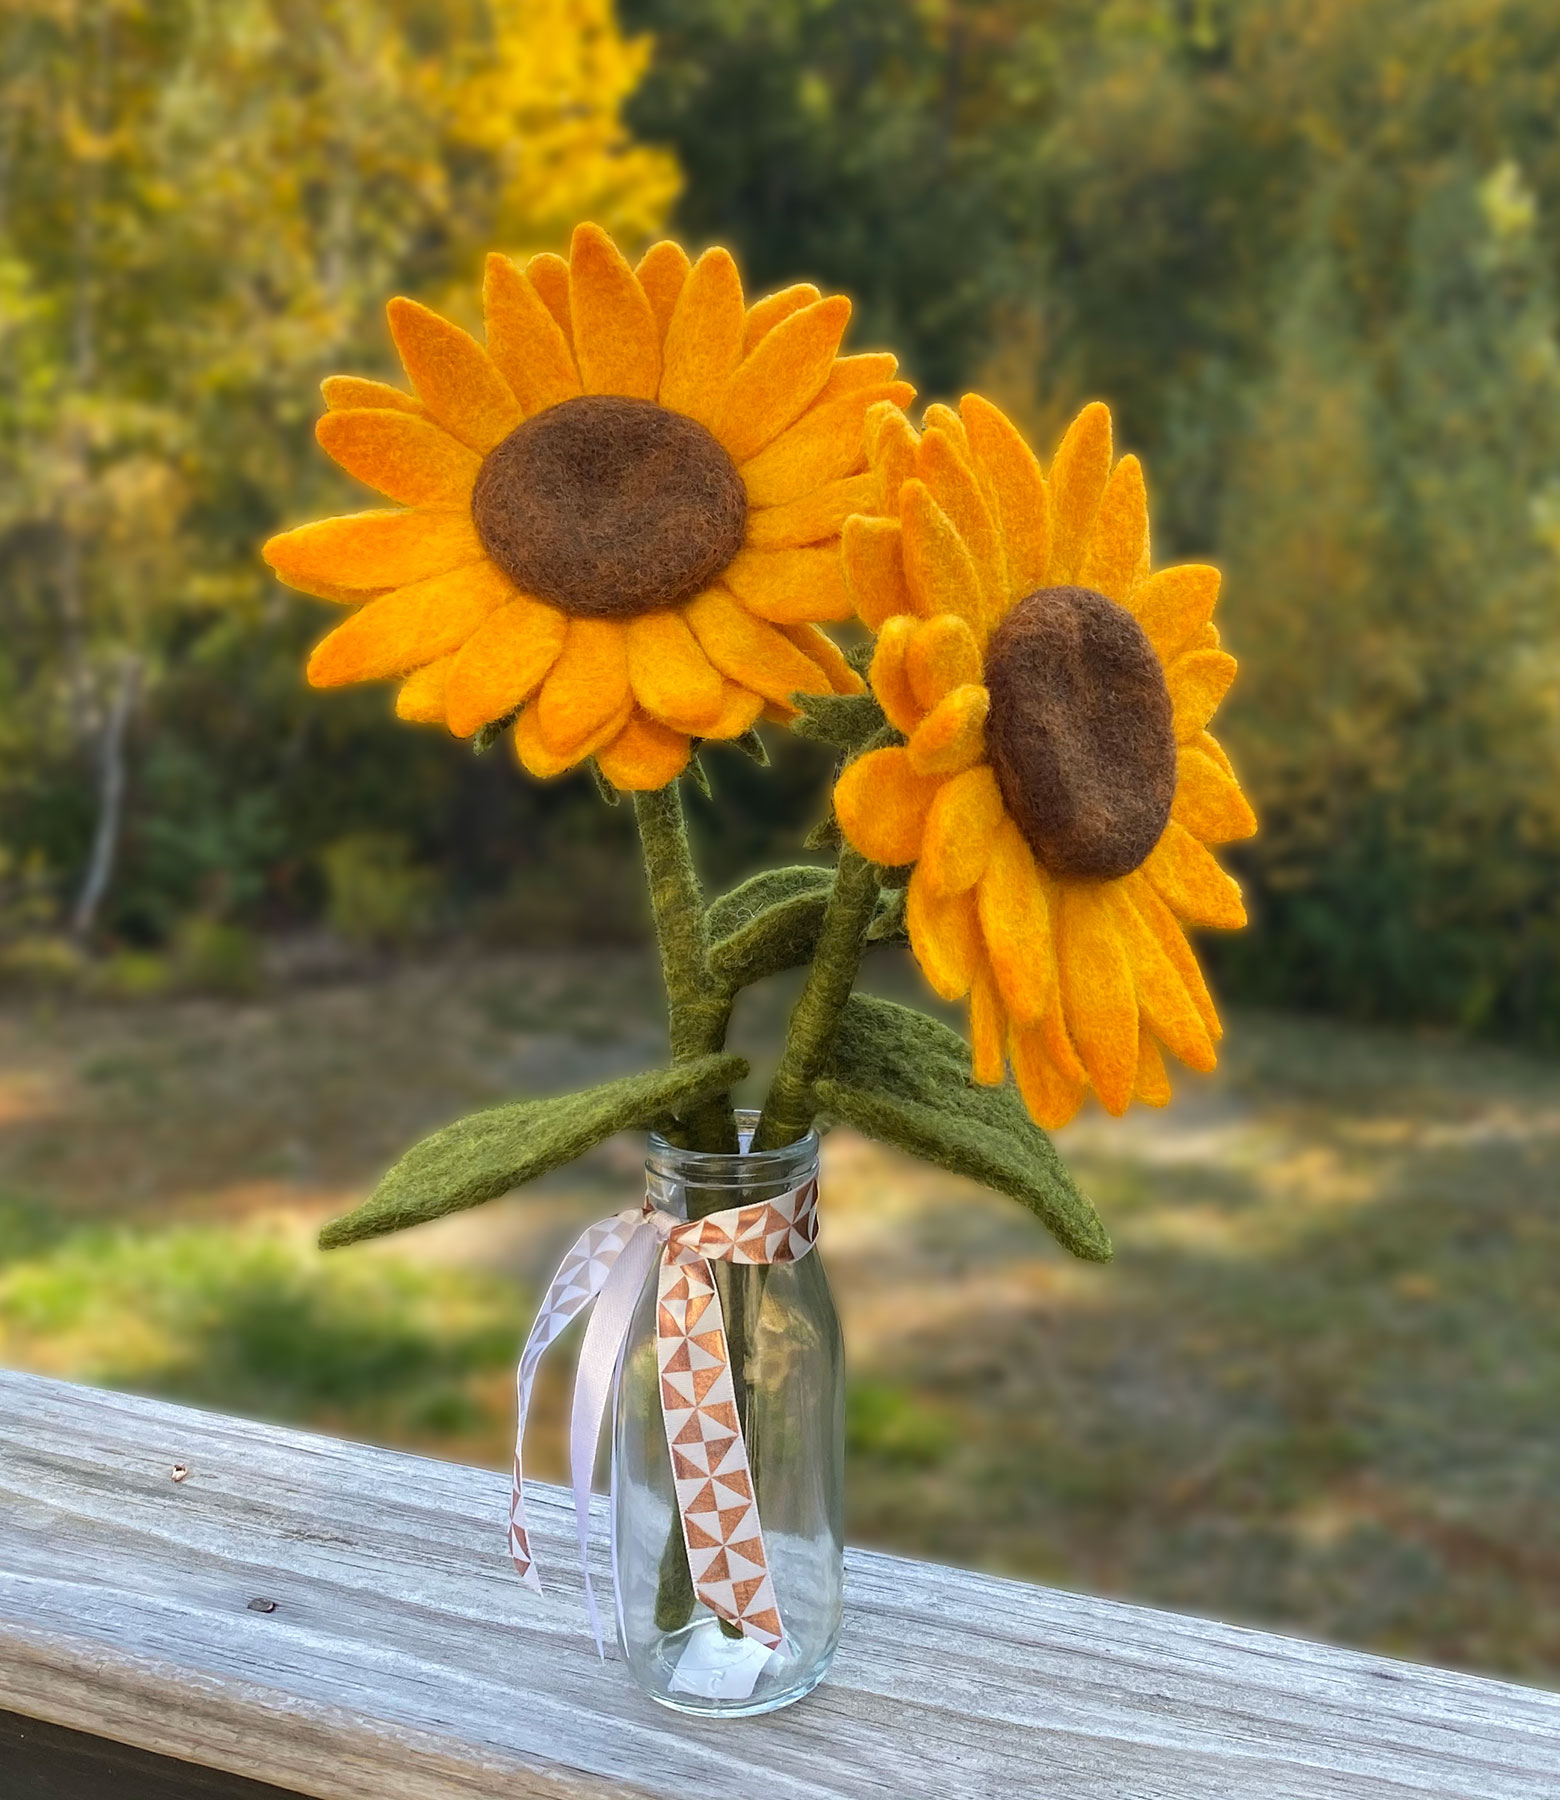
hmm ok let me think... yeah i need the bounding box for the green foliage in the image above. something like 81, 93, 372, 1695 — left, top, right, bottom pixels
0, 1221, 523, 1437
815, 995, 1111, 1263
320, 1052, 750, 1248
322, 832, 438, 950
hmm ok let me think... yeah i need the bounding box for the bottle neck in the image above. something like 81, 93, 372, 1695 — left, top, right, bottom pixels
647, 1110, 818, 1222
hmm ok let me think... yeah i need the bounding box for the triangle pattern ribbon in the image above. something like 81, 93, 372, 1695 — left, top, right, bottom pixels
509, 1176, 819, 1653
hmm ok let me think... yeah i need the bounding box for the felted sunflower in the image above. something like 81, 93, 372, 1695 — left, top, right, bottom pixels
833, 396, 1256, 1127
263, 224, 912, 789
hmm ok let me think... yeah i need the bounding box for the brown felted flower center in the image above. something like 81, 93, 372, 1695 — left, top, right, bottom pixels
984, 585, 1176, 880
471, 395, 748, 619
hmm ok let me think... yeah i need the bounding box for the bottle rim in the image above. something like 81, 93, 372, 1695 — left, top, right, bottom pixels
646, 1108, 819, 1190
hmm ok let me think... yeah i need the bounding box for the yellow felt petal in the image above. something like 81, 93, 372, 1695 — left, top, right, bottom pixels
833, 746, 940, 867
920, 403, 972, 464
627, 609, 725, 732
960, 393, 1049, 601
1142, 822, 1247, 930
704, 680, 766, 739
444, 593, 568, 738
322, 375, 423, 416
744, 473, 881, 550
741, 383, 913, 507
386, 297, 522, 454
1168, 649, 1238, 741
744, 283, 820, 351
1131, 564, 1221, 663
1038, 939, 1090, 1085
597, 712, 691, 790
841, 515, 911, 630
969, 961, 1007, 1086
1045, 401, 1112, 585
1107, 885, 1216, 1074
568, 222, 660, 400
396, 654, 455, 725
1173, 745, 1258, 845
906, 613, 982, 711
900, 480, 982, 633
907, 683, 988, 776
1123, 871, 1221, 1038
264, 509, 483, 593
660, 247, 745, 430
306, 561, 511, 686
918, 428, 1006, 627
714, 296, 852, 463
1056, 882, 1138, 1116
513, 693, 631, 779
976, 819, 1051, 1025
906, 864, 981, 1000
871, 405, 920, 513
482, 252, 580, 415
526, 253, 573, 344
683, 587, 834, 706
870, 615, 922, 735
721, 545, 853, 624
1078, 454, 1149, 605
777, 623, 864, 695
815, 352, 900, 403
635, 240, 691, 343
1196, 728, 1235, 779
920, 763, 1005, 896
1011, 1027, 1088, 1130
1134, 1034, 1172, 1107
535, 616, 632, 755
315, 410, 480, 507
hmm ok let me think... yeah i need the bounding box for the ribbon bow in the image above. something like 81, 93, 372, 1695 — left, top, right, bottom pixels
510, 1177, 820, 1655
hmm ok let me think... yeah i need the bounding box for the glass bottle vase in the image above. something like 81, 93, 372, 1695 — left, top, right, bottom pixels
611, 1116, 844, 1716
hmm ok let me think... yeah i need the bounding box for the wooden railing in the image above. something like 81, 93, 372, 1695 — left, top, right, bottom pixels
1, 1369, 1556, 1798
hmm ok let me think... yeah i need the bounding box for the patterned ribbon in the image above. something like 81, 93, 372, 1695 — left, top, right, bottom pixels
509, 1177, 820, 1656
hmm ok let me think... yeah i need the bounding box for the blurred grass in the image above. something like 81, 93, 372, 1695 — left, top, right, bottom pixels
0, 948, 1555, 1686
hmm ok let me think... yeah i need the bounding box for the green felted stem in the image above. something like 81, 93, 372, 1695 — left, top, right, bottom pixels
815, 994, 1113, 1262
317, 1054, 749, 1249
633, 782, 743, 1631
632, 784, 738, 1155
753, 847, 881, 1150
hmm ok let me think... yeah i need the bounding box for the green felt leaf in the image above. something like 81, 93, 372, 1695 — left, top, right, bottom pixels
706, 864, 832, 942
789, 688, 887, 754
804, 813, 842, 850
471, 711, 519, 756
866, 883, 908, 944
682, 751, 713, 799
319, 1053, 749, 1249
588, 758, 620, 805
815, 995, 1112, 1262
706, 866, 906, 989
727, 727, 770, 766
708, 866, 834, 988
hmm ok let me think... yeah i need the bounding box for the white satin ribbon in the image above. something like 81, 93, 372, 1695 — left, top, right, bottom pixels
509, 1177, 819, 1657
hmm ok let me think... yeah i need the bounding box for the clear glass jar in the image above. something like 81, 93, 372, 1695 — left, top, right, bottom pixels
611, 1114, 844, 1717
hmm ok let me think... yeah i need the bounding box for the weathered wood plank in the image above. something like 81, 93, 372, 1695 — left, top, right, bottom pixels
0, 1370, 1555, 1800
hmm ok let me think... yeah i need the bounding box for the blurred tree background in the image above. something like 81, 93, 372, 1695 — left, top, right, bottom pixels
3, 0, 1560, 1041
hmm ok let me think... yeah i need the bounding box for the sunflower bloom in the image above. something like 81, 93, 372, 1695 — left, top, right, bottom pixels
834, 397, 1256, 1127
264, 224, 912, 789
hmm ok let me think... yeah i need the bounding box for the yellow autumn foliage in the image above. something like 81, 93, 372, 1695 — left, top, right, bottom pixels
437, 0, 681, 255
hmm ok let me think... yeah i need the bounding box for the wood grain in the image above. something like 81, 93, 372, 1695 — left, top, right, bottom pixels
0, 1370, 1555, 1799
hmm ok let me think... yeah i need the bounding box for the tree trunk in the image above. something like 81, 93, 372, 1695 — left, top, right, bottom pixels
71, 653, 138, 943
